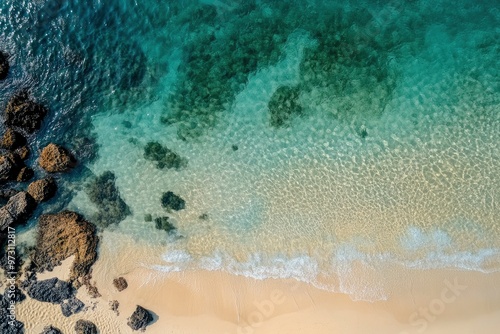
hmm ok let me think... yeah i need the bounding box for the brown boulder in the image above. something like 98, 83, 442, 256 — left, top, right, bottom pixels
16, 166, 34, 182
0, 51, 8, 80
27, 178, 57, 202
5, 91, 48, 133
32, 211, 98, 282
39, 143, 76, 173
0, 128, 26, 150
112, 277, 128, 292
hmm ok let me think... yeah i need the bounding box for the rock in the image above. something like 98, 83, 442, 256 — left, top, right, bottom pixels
0, 152, 24, 183
74, 319, 97, 334
32, 211, 98, 282
0, 294, 24, 334
144, 213, 152, 222
127, 305, 154, 331
84, 171, 130, 228
161, 191, 185, 211
154, 216, 176, 234
0, 188, 19, 206
113, 277, 128, 292
60, 297, 85, 317
0, 51, 9, 80
0, 192, 37, 231
109, 300, 119, 315
26, 278, 74, 304
14, 146, 30, 160
28, 178, 57, 202
5, 91, 48, 133
39, 143, 76, 173
143, 141, 187, 170
0, 128, 26, 150
16, 166, 34, 182
40, 325, 62, 334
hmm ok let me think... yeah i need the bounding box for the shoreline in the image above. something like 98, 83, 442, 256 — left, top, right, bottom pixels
15, 236, 500, 333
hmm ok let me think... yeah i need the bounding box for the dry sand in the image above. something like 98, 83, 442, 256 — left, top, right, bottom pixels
14, 235, 500, 334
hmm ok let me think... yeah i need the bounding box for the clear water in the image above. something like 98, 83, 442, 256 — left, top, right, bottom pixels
1, 0, 499, 301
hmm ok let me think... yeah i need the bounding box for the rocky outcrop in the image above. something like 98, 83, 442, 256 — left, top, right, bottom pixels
26, 277, 74, 304
0, 128, 26, 150
113, 277, 128, 292
39, 143, 76, 173
4, 91, 48, 133
127, 305, 154, 331
32, 211, 98, 282
27, 178, 57, 202
0, 294, 24, 334
0, 51, 9, 80
161, 191, 185, 211
40, 326, 62, 334
0, 152, 24, 183
74, 320, 97, 334
0, 191, 37, 231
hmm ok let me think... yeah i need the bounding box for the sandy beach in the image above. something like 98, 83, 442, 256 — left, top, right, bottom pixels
15, 235, 500, 334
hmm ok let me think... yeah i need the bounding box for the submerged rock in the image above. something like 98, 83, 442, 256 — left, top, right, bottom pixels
154, 216, 176, 234
0, 191, 37, 231
0, 128, 26, 150
127, 305, 154, 331
39, 143, 77, 173
32, 211, 98, 282
113, 277, 128, 292
27, 178, 57, 202
0, 51, 9, 80
161, 191, 185, 211
85, 171, 130, 228
4, 91, 48, 133
26, 277, 74, 304
268, 85, 303, 128
74, 319, 97, 334
144, 141, 187, 170
40, 325, 62, 334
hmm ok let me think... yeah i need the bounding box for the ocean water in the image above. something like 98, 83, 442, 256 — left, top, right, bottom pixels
1, 0, 499, 301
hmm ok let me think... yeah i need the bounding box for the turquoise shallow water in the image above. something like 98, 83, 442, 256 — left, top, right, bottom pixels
1, 0, 499, 300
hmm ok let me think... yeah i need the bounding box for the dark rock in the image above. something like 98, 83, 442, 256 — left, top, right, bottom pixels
74, 319, 97, 334
84, 171, 130, 228
161, 191, 185, 211
0, 294, 24, 334
32, 211, 98, 282
16, 166, 34, 182
0, 152, 24, 183
231, 144, 239, 151
127, 305, 154, 331
0, 51, 9, 80
60, 297, 85, 317
154, 216, 176, 234
0, 188, 19, 206
14, 146, 30, 160
109, 300, 119, 315
144, 214, 152, 222
0, 128, 26, 150
268, 85, 303, 128
144, 141, 187, 170
0, 192, 37, 231
39, 143, 77, 173
27, 178, 57, 202
40, 325, 62, 334
26, 278, 74, 304
113, 277, 128, 292
4, 91, 48, 133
